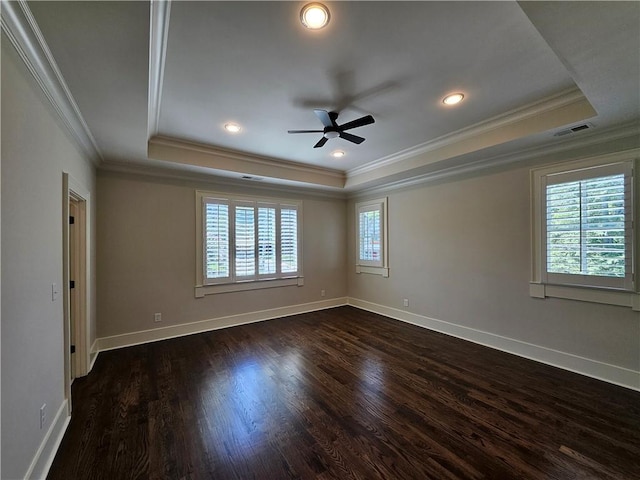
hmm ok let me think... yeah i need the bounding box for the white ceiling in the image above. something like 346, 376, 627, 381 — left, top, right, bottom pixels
20, 1, 640, 192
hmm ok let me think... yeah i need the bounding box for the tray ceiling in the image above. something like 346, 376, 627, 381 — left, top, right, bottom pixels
11, 1, 639, 191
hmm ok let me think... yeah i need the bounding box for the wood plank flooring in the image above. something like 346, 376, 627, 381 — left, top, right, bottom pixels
48, 306, 640, 479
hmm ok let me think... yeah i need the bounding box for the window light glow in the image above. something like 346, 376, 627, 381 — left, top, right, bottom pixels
443, 93, 465, 105
300, 3, 330, 30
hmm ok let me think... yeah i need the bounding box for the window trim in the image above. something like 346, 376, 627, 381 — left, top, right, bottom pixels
530, 149, 640, 310
355, 197, 389, 277
195, 191, 303, 296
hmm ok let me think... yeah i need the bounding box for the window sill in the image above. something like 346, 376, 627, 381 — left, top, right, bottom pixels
529, 283, 640, 311
196, 276, 304, 298
356, 265, 389, 277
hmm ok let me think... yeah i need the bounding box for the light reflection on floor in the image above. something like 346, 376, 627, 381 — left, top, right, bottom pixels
197, 347, 310, 464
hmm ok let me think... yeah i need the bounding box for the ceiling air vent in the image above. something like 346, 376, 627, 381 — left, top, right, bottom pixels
553, 123, 594, 137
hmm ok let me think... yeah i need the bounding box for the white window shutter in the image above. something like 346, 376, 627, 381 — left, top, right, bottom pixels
546, 174, 627, 277
542, 160, 634, 291
258, 206, 277, 275
235, 205, 256, 277
204, 201, 229, 279
280, 207, 298, 274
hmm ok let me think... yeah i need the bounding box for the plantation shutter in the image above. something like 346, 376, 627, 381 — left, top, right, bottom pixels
235, 205, 256, 277
204, 200, 230, 280
543, 161, 633, 290
280, 206, 298, 274
358, 203, 383, 267
258, 206, 277, 275
200, 193, 302, 286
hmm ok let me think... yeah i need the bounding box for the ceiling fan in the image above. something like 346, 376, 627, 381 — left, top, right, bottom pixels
288, 109, 375, 148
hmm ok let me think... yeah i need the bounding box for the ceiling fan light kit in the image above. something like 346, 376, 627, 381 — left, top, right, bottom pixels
288, 109, 375, 148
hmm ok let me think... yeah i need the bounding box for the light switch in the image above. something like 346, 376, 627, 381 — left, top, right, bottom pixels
51, 283, 59, 301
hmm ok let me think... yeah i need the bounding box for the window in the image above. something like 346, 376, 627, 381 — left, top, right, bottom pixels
356, 197, 388, 276
531, 151, 639, 309
196, 191, 302, 296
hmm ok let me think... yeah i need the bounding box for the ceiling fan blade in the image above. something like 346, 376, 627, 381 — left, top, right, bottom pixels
339, 115, 375, 131
339, 132, 365, 144
288, 129, 324, 134
314, 109, 337, 128
313, 137, 329, 148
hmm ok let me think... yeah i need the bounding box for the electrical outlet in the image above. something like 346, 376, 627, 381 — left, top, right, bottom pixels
40, 404, 46, 429
403, 298, 409, 307
154, 313, 162, 323
321, 289, 326, 297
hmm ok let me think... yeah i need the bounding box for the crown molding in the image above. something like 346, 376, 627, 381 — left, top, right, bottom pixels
346, 87, 595, 188
146, 119, 637, 198
348, 121, 640, 198
148, 0, 171, 138
148, 135, 346, 188
98, 160, 348, 200
1, 0, 102, 164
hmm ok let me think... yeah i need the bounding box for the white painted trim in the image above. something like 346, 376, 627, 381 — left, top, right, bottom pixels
118, 121, 635, 200
98, 162, 347, 199
96, 297, 348, 352
347, 121, 640, 198
346, 88, 596, 189
89, 338, 99, 372
148, 0, 171, 138
529, 283, 546, 299
24, 400, 71, 480
355, 265, 389, 277
348, 88, 589, 178
529, 150, 639, 304
63, 172, 93, 405
67, 175, 92, 377
355, 197, 388, 271
530, 283, 640, 311
90, 338, 98, 353
148, 135, 345, 188
194, 190, 304, 291
61, 174, 72, 415
347, 297, 640, 392
196, 277, 303, 298
1, 0, 102, 163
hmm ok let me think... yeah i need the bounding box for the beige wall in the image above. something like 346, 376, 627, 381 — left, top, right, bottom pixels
348, 157, 640, 379
96, 140, 639, 387
1, 41, 96, 479
96, 171, 348, 338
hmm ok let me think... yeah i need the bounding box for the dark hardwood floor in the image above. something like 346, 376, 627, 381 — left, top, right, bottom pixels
48, 306, 640, 479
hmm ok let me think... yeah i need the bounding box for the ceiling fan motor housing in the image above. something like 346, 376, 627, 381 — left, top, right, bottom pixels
287, 109, 375, 148
324, 129, 340, 139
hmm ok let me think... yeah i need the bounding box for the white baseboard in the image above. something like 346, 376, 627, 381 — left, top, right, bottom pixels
348, 297, 640, 392
88, 338, 99, 372
96, 297, 348, 352
94, 296, 638, 390
24, 400, 71, 480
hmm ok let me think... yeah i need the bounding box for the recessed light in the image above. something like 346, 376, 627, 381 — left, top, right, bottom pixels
224, 123, 241, 133
443, 93, 464, 105
331, 150, 345, 158
300, 3, 330, 30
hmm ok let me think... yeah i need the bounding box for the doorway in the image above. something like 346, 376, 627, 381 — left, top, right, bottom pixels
63, 173, 90, 413
69, 198, 82, 381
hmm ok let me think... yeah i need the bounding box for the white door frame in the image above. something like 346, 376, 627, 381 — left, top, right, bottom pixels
62, 173, 91, 413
